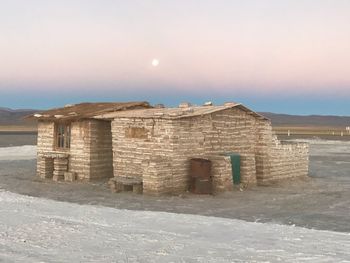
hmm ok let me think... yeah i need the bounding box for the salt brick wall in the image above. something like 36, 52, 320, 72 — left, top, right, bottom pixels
37, 119, 113, 180
87, 120, 113, 180
37, 121, 55, 152
111, 108, 263, 194
207, 155, 233, 192
255, 121, 309, 184
111, 118, 174, 194
36, 121, 55, 178
173, 108, 260, 188
111, 107, 309, 195
142, 155, 174, 195
69, 121, 90, 179
68, 120, 113, 180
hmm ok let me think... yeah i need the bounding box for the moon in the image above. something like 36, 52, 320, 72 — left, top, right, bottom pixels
152, 59, 159, 67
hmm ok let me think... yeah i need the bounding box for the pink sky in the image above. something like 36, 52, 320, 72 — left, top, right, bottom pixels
0, 1, 350, 113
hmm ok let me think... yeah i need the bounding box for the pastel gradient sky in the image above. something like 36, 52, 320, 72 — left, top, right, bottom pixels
1, 0, 350, 114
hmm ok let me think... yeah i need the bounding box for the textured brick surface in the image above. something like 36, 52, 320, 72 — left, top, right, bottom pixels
111, 107, 309, 195
36, 120, 113, 181
36, 107, 308, 195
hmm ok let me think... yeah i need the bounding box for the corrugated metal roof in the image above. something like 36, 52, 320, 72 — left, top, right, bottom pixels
94, 103, 269, 120
27, 102, 151, 121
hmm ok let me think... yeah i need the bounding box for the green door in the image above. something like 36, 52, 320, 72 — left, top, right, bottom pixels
224, 153, 241, 185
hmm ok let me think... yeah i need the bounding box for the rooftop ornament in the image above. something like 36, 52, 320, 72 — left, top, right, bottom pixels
179, 102, 192, 108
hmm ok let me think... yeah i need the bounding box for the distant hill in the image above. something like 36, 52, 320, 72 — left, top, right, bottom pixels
1, 106, 350, 128
0, 107, 37, 126
260, 112, 350, 127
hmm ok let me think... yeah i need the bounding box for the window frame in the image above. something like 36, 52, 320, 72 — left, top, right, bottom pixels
55, 122, 71, 150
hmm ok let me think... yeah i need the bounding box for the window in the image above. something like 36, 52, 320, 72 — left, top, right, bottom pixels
56, 123, 71, 149
125, 127, 148, 139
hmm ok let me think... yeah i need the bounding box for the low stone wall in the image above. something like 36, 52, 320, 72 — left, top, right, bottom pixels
263, 141, 309, 184
256, 129, 309, 184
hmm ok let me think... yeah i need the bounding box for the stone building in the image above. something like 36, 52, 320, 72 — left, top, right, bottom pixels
30, 102, 150, 181
95, 102, 309, 195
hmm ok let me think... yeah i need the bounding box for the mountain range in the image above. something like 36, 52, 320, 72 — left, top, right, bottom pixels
260, 112, 350, 127
0, 107, 349, 127
0, 107, 37, 126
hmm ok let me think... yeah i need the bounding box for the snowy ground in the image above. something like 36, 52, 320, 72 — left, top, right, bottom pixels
0, 138, 350, 261
0, 145, 36, 161
0, 190, 350, 262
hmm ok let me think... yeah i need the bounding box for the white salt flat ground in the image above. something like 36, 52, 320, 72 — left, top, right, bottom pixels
0, 140, 350, 261
0, 190, 349, 263
0, 145, 36, 161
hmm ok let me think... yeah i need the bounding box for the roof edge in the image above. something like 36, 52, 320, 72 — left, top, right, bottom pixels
26, 101, 151, 121
95, 103, 270, 121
